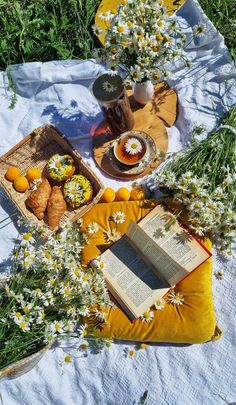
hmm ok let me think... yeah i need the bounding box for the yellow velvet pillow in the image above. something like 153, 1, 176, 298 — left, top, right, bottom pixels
82, 200, 221, 344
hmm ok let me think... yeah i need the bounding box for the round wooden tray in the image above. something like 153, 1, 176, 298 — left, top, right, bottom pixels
93, 83, 178, 180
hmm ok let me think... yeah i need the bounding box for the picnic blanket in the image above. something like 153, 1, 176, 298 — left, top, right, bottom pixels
0, 0, 236, 403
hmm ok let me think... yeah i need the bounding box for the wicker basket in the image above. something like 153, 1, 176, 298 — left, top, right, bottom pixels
0, 125, 104, 229
0, 344, 51, 380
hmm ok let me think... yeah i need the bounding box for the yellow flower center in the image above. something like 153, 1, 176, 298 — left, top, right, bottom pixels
24, 251, 30, 257
15, 312, 22, 318
129, 349, 136, 357
23, 306, 29, 313
35, 288, 42, 293
152, 45, 160, 52
45, 252, 51, 259
71, 188, 77, 195
194, 203, 201, 208
74, 268, 79, 276
23, 232, 32, 241
143, 311, 150, 319
64, 355, 72, 363
55, 162, 62, 168
41, 312, 45, 320
156, 33, 163, 41
80, 343, 89, 350
152, 73, 160, 80
65, 289, 71, 296
157, 20, 163, 27
83, 329, 88, 337
121, 40, 129, 46
127, 21, 133, 27
82, 275, 88, 282
111, 47, 117, 54
55, 323, 61, 331
110, 36, 116, 44
117, 26, 125, 33
131, 143, 138, 150
140, 343, 149, 349
137, 35, 143, 41
19, 322, 26, 329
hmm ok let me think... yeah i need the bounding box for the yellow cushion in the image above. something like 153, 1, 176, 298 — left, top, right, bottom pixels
82, 200, 221, 344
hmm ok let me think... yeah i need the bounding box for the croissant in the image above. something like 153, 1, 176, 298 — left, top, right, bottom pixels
26, 178, 51, 220
47, 186, 67, 230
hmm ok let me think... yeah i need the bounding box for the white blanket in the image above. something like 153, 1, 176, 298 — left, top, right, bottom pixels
1, 0, 236, 403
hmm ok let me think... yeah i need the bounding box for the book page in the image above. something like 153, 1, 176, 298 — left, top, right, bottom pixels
101, 236, 170, 319
136, 204, 210, 274
127, 221, 186, 285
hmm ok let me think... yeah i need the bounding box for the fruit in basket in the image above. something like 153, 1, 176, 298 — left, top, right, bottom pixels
26, 178, 51, 219
13, 176, 29, 193
26, 167, 42, 183
46, 154, 76, 182
63, 175, 93, 208
5, 166, 21, 182
100, 187, 116, 203
130, 186, 146, 201
47, 186, 67, 230
115, 187, 130, 201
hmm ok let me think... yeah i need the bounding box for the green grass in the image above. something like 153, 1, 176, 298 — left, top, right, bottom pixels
0, 0, 235, 70
0, 0, 100, 70
198, 0, 236, 60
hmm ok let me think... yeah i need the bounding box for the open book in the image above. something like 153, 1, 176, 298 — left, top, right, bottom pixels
100, 205, 211, 320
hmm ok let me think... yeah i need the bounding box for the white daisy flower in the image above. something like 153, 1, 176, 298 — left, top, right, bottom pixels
140, 310, 154, 322
168, 291, 184, 306
11, 311, 23, 323
30, 178, 43, 190
124, 138, 143, 155
102, 81, 118, 93
92, 25, 103, 36
154, 297, 165, 310
50, 320, 65, 335
77, 323, 88, 338
36, 310, 46, 324
21, 232, 35, 245
18, 320, 31, 332
61, 285, 73, 299
126, 348, 136, 358
129, 65, 145, 82
112, 211, 126, 224
91, 258, 107, 271
104, 229, 121, 242
112, 23, 129, 35
193, 23, 207, 37
86, 222, 99, 235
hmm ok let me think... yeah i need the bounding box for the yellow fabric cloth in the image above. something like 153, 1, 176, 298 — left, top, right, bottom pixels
82, 200, 221, 344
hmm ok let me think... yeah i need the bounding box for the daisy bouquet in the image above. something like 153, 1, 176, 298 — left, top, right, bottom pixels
154, 106, 236, 255
93, 0, 191, 83
0, 220, 112, 370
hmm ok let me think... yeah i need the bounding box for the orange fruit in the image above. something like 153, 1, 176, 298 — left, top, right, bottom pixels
26, 167, 42, 183
100, 187, 116, 203
115, 187, 130, 201
14, 176, 29, 193
5, 166, 21, 182
130, 186, 146, 201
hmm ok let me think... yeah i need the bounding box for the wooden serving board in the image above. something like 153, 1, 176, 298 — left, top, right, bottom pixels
93, 83, 178, 180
